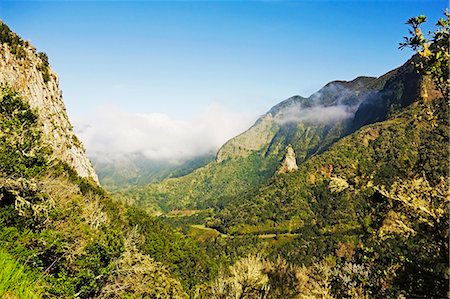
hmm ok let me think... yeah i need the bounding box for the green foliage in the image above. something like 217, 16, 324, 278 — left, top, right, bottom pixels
55, 162, 107, 197
0, 180, 125, 297
0, 85, 50, 177
210, 96, 449, 296
400, 10, 450, 97
117, 151, 279, 212
36, 52, 51, 83
0, 21, 27, 59
126, 207, 219, 294
100, 240, 188, 298
0, 250, 42, 299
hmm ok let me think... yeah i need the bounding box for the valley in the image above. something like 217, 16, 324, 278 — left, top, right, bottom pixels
0, 6, 448, 299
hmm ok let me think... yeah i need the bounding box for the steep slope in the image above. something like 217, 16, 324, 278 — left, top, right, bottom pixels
0, 74, 191, 299
210, 84, 448, 297
213, 75, 443, 233
0, 22, 221, 298
0, 21, 98, 183
124, 57, 421, 213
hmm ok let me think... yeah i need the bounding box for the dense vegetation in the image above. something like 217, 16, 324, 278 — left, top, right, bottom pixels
212, 96, 448, 295
0, 250, 42, 298
0, 85, 231, 298
0, 85, 49, 177
116, 150, 279, 213
0, 11, 448, 299
114, 11, 448, 298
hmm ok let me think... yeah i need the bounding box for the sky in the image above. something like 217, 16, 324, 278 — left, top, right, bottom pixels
0, 0, 447, 162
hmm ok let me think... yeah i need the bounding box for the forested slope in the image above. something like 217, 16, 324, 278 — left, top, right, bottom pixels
0, 21, 221, 298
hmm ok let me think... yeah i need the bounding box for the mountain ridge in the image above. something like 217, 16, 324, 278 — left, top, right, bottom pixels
122, 57, 425, 213
0, 20, 98, 183
0, 16, 447, 298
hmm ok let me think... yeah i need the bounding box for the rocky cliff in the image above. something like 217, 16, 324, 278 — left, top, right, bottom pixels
0, 21, 98, 183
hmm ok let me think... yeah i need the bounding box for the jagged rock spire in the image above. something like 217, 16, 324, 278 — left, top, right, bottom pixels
277, 144, 298, 174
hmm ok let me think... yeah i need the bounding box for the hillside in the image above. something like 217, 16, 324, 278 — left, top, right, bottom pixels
209, 88, 449, 296
0, 21, 223, 298
1, 12, 448, 299
158, 68, 449, 297
120, 55, 421, 213
114, 15, 449, 297
0, 22, 98, 183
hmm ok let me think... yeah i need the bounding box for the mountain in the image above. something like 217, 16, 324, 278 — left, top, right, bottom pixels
119, 51, 448, 297
207, 80, 448, 296
122, 56, 420, 213
1, 17, 447, 299
0, 22, 98, 183
0, 21, 222, 298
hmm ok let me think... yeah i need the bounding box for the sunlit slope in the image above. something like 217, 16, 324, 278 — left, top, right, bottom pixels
0, 21, 219, 298
212, 80, 445, 234
122, 56, 421, 212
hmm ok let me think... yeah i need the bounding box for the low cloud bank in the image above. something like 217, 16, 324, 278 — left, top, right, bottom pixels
275, 104, 355, 125
73, 103, 256, 163
275, 82, 368, 125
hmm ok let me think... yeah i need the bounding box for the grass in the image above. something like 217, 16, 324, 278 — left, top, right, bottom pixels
0, 251, 42, 299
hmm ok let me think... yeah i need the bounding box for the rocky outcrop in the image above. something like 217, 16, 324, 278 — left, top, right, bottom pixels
0, 23, 98, 183
277, 145, 298, 174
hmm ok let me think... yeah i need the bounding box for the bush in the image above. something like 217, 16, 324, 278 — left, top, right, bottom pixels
0, 85, 50, 177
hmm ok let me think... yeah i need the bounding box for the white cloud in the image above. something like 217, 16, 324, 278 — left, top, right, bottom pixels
274, 104, 354, 125
73, 103, 256, 163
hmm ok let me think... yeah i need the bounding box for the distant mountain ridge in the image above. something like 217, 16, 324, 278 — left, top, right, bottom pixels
218, 57, 420, 165
123, 56, 425, 213
93, 153, 214, 190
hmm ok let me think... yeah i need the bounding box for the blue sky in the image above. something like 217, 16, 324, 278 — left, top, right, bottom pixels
1, 0, 446, 118
0, 0, 447, 161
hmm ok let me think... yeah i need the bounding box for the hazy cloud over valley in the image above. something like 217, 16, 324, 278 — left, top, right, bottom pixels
74, 103, 256, 163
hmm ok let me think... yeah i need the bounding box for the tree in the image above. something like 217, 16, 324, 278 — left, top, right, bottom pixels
400, 10, 449, 98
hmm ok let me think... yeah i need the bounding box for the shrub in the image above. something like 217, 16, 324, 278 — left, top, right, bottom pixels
0, 85, 49, 177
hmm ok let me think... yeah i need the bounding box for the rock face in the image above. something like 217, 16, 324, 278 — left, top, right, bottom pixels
277, 145, 298, 174
0, 22, 98, 183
